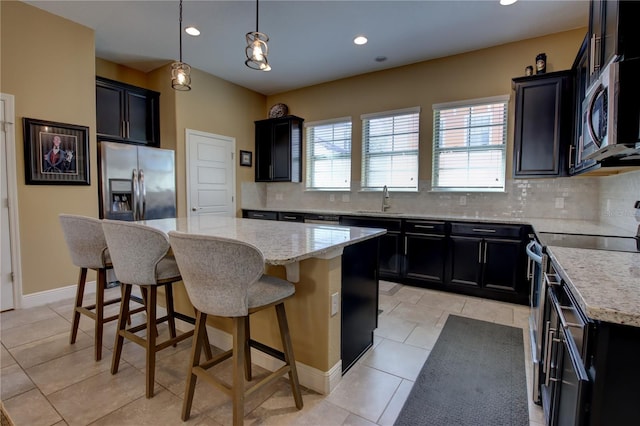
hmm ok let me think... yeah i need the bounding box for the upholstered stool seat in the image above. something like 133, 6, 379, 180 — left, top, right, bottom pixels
59, 214, 145, 361
102, 220, 209, 398
168, 231, 303, 426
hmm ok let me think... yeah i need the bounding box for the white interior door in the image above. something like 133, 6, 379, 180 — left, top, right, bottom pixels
1, 94, 16, 311
186, 129, 236, 217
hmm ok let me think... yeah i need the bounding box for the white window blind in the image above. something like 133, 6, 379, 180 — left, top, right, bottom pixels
432, 96, 508, 192
305, 117, 352, 190
361, 107, 420, 191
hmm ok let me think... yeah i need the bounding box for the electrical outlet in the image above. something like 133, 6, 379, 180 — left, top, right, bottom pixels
341, 194, 350, 203
275, 193, 283, 201
331, 292, 339, 316
555, 197, 564, 209
459, 195, 467, 206
329, 194, 335, 202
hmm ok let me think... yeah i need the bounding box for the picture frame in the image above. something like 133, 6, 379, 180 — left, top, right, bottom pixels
240, 150, 252, 167
23, 117, 90, 185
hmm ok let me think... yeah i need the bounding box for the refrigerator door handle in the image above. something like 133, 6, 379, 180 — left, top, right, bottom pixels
132, 168, 139, 220
139, 169, 146, 220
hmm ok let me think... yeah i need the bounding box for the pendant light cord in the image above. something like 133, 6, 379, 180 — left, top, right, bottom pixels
255, 0, 259, 32
179, 0, 183, 62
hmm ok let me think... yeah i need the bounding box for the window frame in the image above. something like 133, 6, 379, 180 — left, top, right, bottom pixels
431, 95, 509, 193
304, 116, 352, 191
361, 106, 421, 192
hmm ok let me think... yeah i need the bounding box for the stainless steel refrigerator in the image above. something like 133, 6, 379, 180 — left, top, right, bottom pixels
99, 141, 176, 221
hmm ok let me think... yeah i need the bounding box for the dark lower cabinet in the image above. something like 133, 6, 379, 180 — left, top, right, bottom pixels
341, 237, 380, 373
404, 220, 447, 286
339, 216, 403, 281
539, 258, 640, 426
405, 234, 447, 284
448, 223, 528, 304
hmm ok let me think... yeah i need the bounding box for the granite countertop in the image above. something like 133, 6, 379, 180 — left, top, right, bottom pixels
141, 216, 385, 265
546, 246, 640, 326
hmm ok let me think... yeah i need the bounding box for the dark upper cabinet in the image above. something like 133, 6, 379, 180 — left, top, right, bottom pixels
255, 116, 303, 182
588, 0, 640, 86
570, 35, 599, 175
513, 71, 573, 178
96, 77, 160, 147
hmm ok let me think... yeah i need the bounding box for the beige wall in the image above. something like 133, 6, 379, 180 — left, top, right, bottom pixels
1, 1, 97, 296
172, 67, 265, 217
266, 28, 586, 181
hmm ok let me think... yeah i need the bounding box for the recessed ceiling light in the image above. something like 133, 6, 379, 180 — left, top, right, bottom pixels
185, 26, 200, 36
500, 0, 518, 5
353, 35, 368, 45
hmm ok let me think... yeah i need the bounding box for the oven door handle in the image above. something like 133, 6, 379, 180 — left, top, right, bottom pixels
526, 240, 542, 264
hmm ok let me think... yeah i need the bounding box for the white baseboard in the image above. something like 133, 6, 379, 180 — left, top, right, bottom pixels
21, 281, 96, 309
175, 318, 342, 395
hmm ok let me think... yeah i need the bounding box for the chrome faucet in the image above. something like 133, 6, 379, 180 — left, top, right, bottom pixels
381, 185, 391, 212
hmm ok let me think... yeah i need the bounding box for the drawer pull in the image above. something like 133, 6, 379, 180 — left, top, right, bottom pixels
472, 228, 496, 233
253, 214, 264, 218
283, 216, 296, 220
415, 225, 435, 229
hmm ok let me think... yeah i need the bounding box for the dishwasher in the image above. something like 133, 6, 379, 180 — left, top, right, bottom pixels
304, 213, 340, 224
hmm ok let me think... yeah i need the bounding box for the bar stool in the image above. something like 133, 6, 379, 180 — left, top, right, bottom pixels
168, 231, 303, 426
59, 214, 145, 361
102, 220, 197, 398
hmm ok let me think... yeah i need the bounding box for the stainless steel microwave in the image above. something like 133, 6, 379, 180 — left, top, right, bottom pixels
580, 58, 640, 162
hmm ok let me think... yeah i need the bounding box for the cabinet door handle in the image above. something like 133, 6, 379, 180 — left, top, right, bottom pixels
569, 145, 575, 168
415, 225, 435, 229
483, 243, 488, 264
472, 228, 496, 233
478, 243, 482, 263
544, 324, 556, 386
269, 165, 273, 179
590, 34, 596, 76
122, 120, 127, 138
404, 236, 408, 255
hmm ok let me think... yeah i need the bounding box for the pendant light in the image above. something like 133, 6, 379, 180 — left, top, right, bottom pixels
245, 0, 271, 71
171, 0, 192, 90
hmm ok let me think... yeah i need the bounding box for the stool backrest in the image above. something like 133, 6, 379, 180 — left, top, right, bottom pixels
102, 220, 171, 286
59, 214, 109, 269
168, 231, 264, 317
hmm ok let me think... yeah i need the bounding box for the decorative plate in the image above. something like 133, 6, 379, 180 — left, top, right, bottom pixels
268, 103, 289, 118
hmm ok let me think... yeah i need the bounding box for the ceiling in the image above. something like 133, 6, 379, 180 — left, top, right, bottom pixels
26, 0, 589, 96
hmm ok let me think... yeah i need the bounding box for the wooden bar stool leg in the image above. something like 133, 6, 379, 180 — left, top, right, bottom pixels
244, 316, 252, 381
192, 308, 213, 360
182, 311, 207, 422
276, 303, 303, 409
232, 317, 246, 426
145, 286, 158, 398
70, 268, 87, 345
165, 284, 177, 346
94, 268, 106, 361
111, 283, 132, 375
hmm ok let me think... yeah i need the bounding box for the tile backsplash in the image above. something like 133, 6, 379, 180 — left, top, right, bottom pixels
242, 170, 640, 235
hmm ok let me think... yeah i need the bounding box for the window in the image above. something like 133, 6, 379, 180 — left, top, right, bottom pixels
432, 96, 508, 192
361, 107, 420, 191
305, 117, 352, 190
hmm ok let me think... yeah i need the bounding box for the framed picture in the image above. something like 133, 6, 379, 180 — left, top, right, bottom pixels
23, 118, 90, 185
240, 150, 252, 167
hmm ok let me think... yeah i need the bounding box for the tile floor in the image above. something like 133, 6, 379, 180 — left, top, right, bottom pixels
1, 282, 544, 426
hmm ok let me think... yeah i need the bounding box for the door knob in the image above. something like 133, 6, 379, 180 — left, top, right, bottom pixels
192, 207, 197, 211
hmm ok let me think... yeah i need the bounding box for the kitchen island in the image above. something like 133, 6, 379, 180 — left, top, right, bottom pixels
141, 216, 386, 394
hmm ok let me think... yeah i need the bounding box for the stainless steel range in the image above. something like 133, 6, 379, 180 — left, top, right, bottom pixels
527, 231, 639, 404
